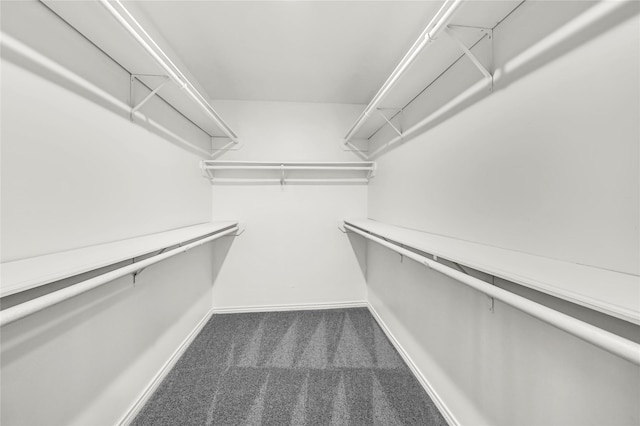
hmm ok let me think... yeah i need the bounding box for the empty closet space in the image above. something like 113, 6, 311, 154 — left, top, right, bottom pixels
1, 1, 638, 425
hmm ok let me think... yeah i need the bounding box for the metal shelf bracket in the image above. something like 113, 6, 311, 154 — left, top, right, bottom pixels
132, 247, 168, 283
212, 136, 243, 152
367, 162, 377, 179
445, 26, 494, 92
376, 108, 404, 138
200, 160, 213, 180
234, 223, 246, 236
129, 74, 170, 121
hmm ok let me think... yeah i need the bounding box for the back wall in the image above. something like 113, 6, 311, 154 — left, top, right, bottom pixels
209, 101, 368, 309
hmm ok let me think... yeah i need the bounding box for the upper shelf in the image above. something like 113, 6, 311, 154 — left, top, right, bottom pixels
0, 221, 238, 298
343, 0, 521, 148
344, 219, 640, 325
202, 161, 376, 184
40, 0, 238, 144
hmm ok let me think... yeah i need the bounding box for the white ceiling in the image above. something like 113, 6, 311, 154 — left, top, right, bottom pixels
126, 1, 444, 104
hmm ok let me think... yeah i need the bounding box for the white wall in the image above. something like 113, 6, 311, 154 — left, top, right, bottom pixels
2, 1, 637, 425
209, 101, 368, 309
0, 60, 211, 261
366, 2, 640, 425
369, 1, 639, 276
1, 2, 217, 424
368, 243, 640, 426
1, 1, 213, 262
1, 246, 215, 426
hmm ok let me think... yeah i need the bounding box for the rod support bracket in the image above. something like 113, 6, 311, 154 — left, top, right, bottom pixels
131, 247, 169, 283
341, 139, 370, 162
367, 162, 377, 179
453, 262, 469, 275
130, 74, 170, 121
234, 223, 246, 236
212, 137, 243, 152
376, 108, 404, 138
445, 26, 494, 92
200, 160, 214, 180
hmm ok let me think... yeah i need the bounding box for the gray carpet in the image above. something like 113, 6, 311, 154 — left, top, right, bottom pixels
132, 308, 446, 425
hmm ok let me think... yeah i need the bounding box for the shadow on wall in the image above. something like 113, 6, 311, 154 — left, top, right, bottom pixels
0, 275, 133, 369
496, 0, 639, 89
210, 234, 236, 288
369, 0, 639, 158
345, 231, 367, 281
0, 275, 135, 425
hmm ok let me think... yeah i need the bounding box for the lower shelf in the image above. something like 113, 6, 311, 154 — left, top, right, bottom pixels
344, 218, 640, 325
1, 221, 238, 298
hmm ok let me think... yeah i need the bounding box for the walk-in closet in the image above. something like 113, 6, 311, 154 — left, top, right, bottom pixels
1, 1, 639, 425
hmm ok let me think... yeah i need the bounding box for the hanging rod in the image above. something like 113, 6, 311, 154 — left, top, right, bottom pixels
209, 178, 370, 184
201, 161, 375, 165
0, 226, 239, 327
98, 0, 239, 143
343, 0, 464, 144
203, 166, 375, 171
200, 161, 377, 183
343, 223, 640, 366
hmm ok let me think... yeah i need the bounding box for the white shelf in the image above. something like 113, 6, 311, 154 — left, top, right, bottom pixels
344, 0, 522, 150
0, 221, 238, 298
202, 161, 376, 184
345, 219, 640, 325
40, 0, 238, 142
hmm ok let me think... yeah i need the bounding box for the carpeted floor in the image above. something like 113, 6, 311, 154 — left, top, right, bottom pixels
132, 308, 447, 425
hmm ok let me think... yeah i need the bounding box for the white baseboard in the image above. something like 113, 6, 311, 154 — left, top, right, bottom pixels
116, 307, 216, 426
366, 302, 458, 426
212, 300, 368, 314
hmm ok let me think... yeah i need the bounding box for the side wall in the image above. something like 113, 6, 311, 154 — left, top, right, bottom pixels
209, 101, 368, 309
368, 244, 639, 426
370, 1, 639, 276
1, 2, 216, 425
367, 2, 639, 425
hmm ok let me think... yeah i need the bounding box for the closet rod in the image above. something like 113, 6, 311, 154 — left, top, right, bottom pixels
203, 166, 375, 171
343, 0, 464, 143
344, 223, 640, 366
0, 226, 239, 327
98, 0, 239, 143
210, 178, 370, 184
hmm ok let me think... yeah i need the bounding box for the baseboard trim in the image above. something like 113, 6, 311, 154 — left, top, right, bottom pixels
366, 302, 459, 426
116, 307, 216, 426
212, 300, 368, 314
